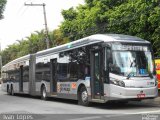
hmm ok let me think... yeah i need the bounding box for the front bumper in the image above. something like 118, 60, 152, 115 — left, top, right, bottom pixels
106, 85, 158, 101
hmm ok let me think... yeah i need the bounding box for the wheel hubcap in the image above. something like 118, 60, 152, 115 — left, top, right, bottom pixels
81, 91, 88, 102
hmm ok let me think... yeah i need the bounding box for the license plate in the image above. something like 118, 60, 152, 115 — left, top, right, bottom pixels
137, 93, 145, 98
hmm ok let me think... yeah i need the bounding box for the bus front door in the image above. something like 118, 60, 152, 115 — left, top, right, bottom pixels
91, 50, 104, 99
50, 59, 57, 93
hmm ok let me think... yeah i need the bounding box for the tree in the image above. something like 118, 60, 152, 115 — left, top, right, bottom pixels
0, 0, 7, 19
60, 0, 128, 40
60, 0, 160, 57
0, 30, 45, 64
1, 43, 20, 65
106, 0, 160, 56
51, 29, 69, 47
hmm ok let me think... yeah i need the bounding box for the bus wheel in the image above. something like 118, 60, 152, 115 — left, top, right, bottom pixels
11, 85, 14, 96
41, 86, 47, 100
78, 86, 90, 106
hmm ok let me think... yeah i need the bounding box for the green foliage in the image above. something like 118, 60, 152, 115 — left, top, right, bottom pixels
106, 0, 160, 56
51, 29, 69, 46
60, 0, 128, 40
0, 0, 7, 19
60, 0, 160, 57
1, 43, 20, 65
61, 7, 77, 20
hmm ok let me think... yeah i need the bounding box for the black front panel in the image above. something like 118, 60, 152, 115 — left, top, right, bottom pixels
19, 66, 23, 92
50, 58, 57, 92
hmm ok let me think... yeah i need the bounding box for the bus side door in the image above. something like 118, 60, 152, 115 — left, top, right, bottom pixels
90, 49, 104, 99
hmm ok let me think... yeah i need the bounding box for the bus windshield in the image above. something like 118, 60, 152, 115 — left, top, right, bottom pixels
109, 50, 154, 77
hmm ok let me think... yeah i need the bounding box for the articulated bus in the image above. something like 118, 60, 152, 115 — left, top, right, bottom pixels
1, 34, 158, 106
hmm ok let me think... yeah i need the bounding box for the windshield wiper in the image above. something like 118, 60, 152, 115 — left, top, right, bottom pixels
127, 71, 153, 79
126, 72, 134, 79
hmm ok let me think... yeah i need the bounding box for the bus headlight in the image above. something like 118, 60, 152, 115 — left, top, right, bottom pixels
110, 78, 125, 87
119, 81, 125, 87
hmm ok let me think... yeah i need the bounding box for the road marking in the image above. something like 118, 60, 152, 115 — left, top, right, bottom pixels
69, 116, 102, 120
104, 114, 127, 117
68, 113, 160, 120
124, 110, 160, 114
69, 114, 131, 120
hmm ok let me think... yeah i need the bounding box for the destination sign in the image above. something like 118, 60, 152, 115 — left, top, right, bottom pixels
112, 44, 149, 51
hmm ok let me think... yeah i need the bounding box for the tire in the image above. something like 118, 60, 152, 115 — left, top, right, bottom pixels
78, 86, 90, 106
41, 86, 48, 100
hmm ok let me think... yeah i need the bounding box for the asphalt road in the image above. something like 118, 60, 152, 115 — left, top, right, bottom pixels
0, 86, 160, 120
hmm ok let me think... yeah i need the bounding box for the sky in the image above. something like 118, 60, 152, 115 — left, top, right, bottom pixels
0, 0, 84, 50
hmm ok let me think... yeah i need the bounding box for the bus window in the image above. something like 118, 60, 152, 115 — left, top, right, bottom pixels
57, 63, 68, 81
69, 62, 78, 81
57, 52, 69, 81
43, 71, 51, 81
36, 72, 42, 81
68, 47, 90, 80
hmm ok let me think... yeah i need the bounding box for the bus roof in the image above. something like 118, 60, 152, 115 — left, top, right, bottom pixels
36, 34, 150, 57
97, 34, 149, 42
2, 34, 151, 68
2, 54, 30, 70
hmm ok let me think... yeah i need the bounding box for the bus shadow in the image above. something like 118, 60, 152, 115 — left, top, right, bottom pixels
6, 93, 41, 100
6, 93, 78, 105
91, 101, 160, 110
6, 93, 160, 110
48, 97, 78, 105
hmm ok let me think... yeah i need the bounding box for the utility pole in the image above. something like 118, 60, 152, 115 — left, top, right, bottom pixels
24, 3, 50, 49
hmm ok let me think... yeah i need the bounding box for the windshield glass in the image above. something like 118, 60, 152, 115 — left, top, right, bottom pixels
109, 51, 154, 77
